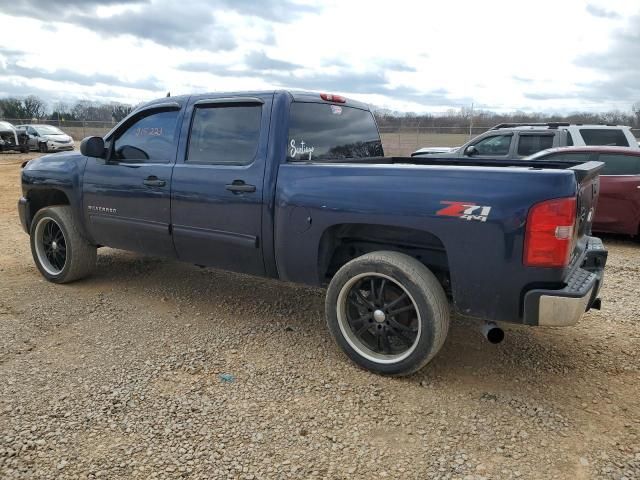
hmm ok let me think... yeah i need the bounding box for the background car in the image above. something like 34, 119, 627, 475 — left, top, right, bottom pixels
528, 146, 640, 238
411, 123, 639, 159
16, 124, 74, 153
0, 121, 29, 153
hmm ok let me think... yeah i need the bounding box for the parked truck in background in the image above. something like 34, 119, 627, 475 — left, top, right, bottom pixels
18, 90, 607, 375
412, 122, 639, 160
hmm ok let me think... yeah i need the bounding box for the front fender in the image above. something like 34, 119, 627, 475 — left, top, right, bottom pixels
21, 152, 91, 241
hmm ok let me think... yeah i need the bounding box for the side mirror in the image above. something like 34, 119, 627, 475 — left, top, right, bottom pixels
464, 145, 477, 156
80, 136, 105, 158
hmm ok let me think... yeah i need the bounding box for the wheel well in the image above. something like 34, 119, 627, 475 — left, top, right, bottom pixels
28, 189, 70, 220
318, 224, 451, 296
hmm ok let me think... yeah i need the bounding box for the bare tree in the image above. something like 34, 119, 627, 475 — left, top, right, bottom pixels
49, 101, 73, 122
22, 95, 47, 119
0, 97, 27, 119
110, 102, 133, 122
54, 101, 72, 115
71, 100, 113, 122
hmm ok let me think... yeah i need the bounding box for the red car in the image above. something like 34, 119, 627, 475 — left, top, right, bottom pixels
528, 146, 640, 237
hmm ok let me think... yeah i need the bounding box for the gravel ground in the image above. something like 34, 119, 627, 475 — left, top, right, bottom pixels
1, 150, 639, 479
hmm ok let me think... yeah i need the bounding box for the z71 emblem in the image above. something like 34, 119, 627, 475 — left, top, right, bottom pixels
436, 201, 492, 222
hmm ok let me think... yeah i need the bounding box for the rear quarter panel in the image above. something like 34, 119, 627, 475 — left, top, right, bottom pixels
274, 163, 579, 323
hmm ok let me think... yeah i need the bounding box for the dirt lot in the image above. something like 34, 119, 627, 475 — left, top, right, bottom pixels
0, 149, 639, 480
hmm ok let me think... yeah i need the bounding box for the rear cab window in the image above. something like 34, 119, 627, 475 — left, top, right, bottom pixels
579, 129, 629, 147
287, 102, 383, 162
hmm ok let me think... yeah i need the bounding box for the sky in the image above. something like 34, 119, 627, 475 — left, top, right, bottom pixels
0, 0, 639, 114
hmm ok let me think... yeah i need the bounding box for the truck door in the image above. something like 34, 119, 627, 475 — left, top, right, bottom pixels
82, 103, 183, 257
170, 94, 272, 275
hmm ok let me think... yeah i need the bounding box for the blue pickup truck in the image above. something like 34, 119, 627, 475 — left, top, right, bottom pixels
18, 90, 607, 375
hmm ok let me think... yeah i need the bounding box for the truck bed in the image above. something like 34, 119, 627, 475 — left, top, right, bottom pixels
275, 158, 603, 324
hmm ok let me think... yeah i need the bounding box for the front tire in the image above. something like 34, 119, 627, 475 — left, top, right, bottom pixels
325, 251, 450, 376
39, 142, 48, 153
30, 206, 96, 283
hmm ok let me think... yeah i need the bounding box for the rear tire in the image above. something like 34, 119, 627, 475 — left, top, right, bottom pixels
30, 206, 96, 283
325, 251, 450, 376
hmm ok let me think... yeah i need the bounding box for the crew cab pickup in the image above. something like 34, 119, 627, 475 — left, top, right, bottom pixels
18, 90, 607, 375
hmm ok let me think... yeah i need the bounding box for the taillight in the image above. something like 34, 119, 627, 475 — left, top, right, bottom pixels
524, 197, 576, 267
320, 93, 346, 103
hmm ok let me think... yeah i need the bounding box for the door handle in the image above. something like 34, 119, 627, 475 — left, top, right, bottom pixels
226, 180, 256, 193
143, 176, 166, 187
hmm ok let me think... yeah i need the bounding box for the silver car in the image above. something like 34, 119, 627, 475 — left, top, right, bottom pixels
17, 124, 74, 153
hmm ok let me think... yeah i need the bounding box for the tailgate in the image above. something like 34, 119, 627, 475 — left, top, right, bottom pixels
569, 161, 604, 259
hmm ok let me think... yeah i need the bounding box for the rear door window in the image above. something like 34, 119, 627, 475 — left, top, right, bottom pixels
517, 134, 555, 156
472, 134, 512, 156
287, 103, 383, 161
579, 129, 629, 147
597, 153, 640, 175
187, 105, 261, 165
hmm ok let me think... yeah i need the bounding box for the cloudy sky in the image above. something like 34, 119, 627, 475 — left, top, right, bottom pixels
0, 0, 639, 113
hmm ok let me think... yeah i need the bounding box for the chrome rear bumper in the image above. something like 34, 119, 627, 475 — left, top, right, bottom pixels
523, 237, 607, 326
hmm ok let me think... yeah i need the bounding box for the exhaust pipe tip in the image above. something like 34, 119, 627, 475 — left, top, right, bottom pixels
481, 322, 504, 344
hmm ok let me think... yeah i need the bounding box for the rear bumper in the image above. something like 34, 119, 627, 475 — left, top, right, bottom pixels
523, 237, 607, 326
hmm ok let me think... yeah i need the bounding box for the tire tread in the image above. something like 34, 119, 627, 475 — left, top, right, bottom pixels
326, 251, 450, 376
30, 206, 96, 283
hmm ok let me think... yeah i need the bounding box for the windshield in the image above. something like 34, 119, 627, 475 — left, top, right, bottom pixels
34, 125, 64, 135
287, 102, 383, 161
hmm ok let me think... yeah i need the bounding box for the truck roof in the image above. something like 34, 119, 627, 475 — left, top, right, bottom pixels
145, 90, 371, 111
491, 122, 632, 131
